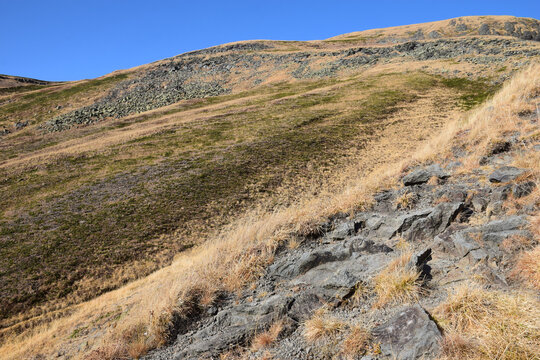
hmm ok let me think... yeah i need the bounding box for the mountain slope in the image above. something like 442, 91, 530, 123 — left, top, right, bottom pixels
0, 16, 539, 360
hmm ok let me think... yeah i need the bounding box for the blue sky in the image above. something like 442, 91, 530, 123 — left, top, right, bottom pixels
1, 0, 538, 81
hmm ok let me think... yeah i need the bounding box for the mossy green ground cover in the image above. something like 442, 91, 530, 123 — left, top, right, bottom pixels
0, 71, 495, 326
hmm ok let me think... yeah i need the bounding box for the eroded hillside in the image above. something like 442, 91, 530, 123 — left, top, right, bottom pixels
0, 15, 539, 360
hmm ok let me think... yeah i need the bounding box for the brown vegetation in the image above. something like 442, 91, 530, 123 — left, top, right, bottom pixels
304, 309, 346, 342
0, 18, 538, 360
435, 284, 540, 360
373, 252, 422, 308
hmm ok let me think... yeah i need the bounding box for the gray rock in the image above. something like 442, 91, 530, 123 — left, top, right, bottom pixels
351, 238, 393, 254
367, 208, 432, 240
491, 184, 512, 201
441, 216, 528, 262
480, 216, 527, 233
372, 305, 441, 360
472, 197, 487, 212
504, 22, 516, 35
404, 202, 463, 241
174, 294, 291, 359
452, 231, 483, 258
512, 181, 536, 198
479, 24, 492, 35
488, 166, 525, 183
374, 190, 393, 202
292, 252, 390, 294
15, 121, 28, 130
403, 165, 449, 186
287, 292, 323, 321
267, 242, 351, 279
456, 23, 468, 32
326, 221, 355, 240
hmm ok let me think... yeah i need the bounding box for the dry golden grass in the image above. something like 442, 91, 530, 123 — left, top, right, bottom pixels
347, 282, 367, 307
435, 283, 540, 360
2, 63, 538, 360
327, 15, 536, 43
304, 308, 346, 342
432, 194, 451, 205
373, 251, 422, 308
394, 191, 416, 209
511, 245, 540, 290
413, 64, 539, 168
427, 175, 441, 185
340, 326, 372, 359
500, 234, 535, 253
251, 320, 284, 351
439, 332, 476, 359
393, 236, 412, 251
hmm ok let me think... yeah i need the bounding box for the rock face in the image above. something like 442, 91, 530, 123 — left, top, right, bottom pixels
144, 149, 536, 359
402, 165, 449, 186
489, 166, 526, 183
372, 305, 441, 360
42, 36, 540, 132
173, 295, 292, 359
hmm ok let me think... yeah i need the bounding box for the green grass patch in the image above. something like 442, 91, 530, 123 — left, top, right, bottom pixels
440, 76, 499, 110
0, 71, 459, 322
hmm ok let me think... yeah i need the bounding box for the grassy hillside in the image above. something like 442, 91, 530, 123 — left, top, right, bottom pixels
0, 15, 539, 360
1, 71, 498, 326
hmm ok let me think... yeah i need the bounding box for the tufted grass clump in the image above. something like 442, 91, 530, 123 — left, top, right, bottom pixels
373, 252, 422, 308
340, 326, 373, 359
512, 245, 540, 290
394, 191, 416, 209
251, 320, 284, 351
304, 308, 346, 342
435, 283, 540, 360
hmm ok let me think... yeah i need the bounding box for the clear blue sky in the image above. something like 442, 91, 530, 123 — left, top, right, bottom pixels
1, 0, 538, 81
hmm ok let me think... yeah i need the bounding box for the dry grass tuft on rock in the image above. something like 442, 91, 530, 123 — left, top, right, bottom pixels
373, 251, 422, 308
304, 308, 346, 342
394, 191, 416, 209
251, 320, 284, 351
340, 326, 372, 359
512, 245, 540, 290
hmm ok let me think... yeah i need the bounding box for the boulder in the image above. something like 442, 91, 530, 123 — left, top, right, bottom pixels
512, 181, 536, 198
404, 202, 463, 241
174, 295, 292, 359
267, 242, 351, 279
326, 221, 355, 241
372, 305, 441, 360
292, 253, 390, 300
367, 208, 432, 240
287, 292, 323, 321
403, 165, 449, 186
488, 166, 525, 183
479, 23, 492, 35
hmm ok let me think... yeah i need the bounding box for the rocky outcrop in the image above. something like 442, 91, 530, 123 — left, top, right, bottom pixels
372, 305, 441, 360
144, 139, 537, 359
489, 166, 526, 183
43, 37, 540, 132
402, 164, 449, 185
